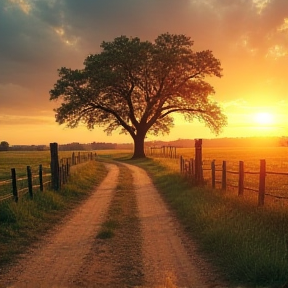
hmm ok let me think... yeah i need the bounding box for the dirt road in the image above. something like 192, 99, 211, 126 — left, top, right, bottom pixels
0, 162, 226, 288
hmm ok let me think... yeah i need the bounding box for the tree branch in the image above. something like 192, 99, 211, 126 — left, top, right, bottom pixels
159, 107, 207, 119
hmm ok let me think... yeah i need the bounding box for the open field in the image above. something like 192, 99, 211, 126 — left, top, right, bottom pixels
0, 150, 101, 199
180, 146, 288, 169
1, 147, 288, 202
146, 146, 288, 173
0, 149, 133, 180
0, 151, 77, 180
148, 147, 288, 203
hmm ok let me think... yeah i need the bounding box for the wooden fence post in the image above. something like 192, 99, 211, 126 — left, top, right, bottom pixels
258, 159, 266, 206
50, 142, 60, 191
11, 168, 18, 203
211, 160, 216, 189
190, 158, 195, 177
59, 166, 62, 189
39, 164, 43, 192
238, 161, 244, 196
62, 164, 66, 184
72, 152, 75, 165
222, 161, 227, 190
188, 160, 191, 177
180, 156, 183, 173
195, 139, 203, 185
66, 158, 70, 177
27, 166, 33, 199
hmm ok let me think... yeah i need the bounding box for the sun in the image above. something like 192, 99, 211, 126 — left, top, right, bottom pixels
254, 112, 274, 125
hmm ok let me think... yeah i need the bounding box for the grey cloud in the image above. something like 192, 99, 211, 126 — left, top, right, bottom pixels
33, 0, 65, 28
0, 0, 82, 89
1, 0, 288, 115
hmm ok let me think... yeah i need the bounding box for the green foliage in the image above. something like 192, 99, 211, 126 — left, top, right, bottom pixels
0, 201, 17, 223
50, 33, 227, 158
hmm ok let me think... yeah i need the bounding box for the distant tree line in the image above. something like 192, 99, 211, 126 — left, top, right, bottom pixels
0, 141, 132, 151
3, 137, 285, 152
146, 136, 288, 148
0, 141, 9, 151
8, 145, 47, 151
58, 142, 118, 151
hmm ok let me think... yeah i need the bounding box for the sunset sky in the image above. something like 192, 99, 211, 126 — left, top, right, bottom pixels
1, 0, 288, 145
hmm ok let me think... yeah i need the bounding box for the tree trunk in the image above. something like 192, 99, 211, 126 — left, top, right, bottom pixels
132, 132, 146, 159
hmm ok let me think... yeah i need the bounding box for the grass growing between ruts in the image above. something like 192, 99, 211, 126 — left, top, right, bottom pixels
95, 163, 144, 287
125, 156, 288, 288
0, 160, 107, 267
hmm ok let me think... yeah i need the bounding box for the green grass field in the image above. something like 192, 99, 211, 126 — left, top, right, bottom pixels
0, 151, 79, 180
0, 150, 100, 199
1, 147, 288, 201
147, 147, 288, 204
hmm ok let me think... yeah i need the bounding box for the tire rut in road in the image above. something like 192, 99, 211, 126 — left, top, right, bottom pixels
0, 163, 118, 288
73, 163, 144, 288
124, 163, 212, 288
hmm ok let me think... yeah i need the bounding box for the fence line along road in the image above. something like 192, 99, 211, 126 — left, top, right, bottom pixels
146, 149, 288, 207
0, 151, 96, 204
180, 157, 288, 207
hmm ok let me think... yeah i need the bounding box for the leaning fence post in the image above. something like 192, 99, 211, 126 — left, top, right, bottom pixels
39, 164, 43, 192
258, 159, 266, 206
211, 160, 216, 189
222, 161, 227, 190
238, 161, 244, 196
27, 166, 33, 199
11, 168, 18, 203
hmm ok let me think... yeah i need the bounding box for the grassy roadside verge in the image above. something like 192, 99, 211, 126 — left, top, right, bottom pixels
0, 160, 107, 268
120, 156, 288, 288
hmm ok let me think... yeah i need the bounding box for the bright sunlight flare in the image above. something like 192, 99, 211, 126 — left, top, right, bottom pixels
254, 112, 274, 125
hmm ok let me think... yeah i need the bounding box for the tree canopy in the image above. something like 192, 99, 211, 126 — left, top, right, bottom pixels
50, 33, 227, 158
0, 141, 9, 151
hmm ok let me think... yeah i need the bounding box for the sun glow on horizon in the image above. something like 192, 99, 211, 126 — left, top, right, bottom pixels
254, 112, 274, 126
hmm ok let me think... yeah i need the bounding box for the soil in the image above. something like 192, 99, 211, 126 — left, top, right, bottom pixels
0, 162, 229, 288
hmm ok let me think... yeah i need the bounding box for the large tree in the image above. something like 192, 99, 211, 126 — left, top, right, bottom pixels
50, 33, 227, 158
